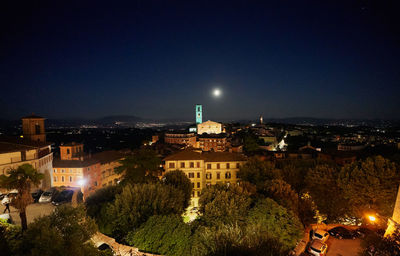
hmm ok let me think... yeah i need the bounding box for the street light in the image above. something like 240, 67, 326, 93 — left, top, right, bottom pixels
368, 215, 376, 222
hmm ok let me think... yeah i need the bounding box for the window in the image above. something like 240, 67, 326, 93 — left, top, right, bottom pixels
217, 163, 220, 169
206, 173, 212, 179
189, 173, 194, 178
192, 183, 194, 188
190, 162, 194, 168
217, 173, 220, 179
226, 163, 230, 169
67, 149, 70, 154
61, 169, 65, 173
197, 182, 200, 188
225, 172, 231, 179
207, 164, 211, 169
197, 191, 201, 197
35, 124, 40, 134
54, 176, 57, 182
197, 172, 200, 178
180, 162, 185, 168
197, 162, 200, 168
169, 163, 175, 168
102, 171, 106, 178
236, 163, 240, 168
69, 176, 72, 182
61, 176, 65, 182
192, 191, 195, 197
53, 169, 57, 173
69, 169, 73, 173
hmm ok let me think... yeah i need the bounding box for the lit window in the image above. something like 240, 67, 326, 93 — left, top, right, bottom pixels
207, 164, 211, 169
190, 162, 194, 168
197, 162, 200, 168
169, 163, 175, 168
69, 176, 72, 182
61, 176, 65, 182
225, 172, 231, 179
197, 182, 200, 188
226, 163, 230, 169
197, 172, 200, 178
180, 162, 185, 168
217, 173, 220, 179
206, 173, 212, 179
217, 163, 220, 169
54, 176, 57, 182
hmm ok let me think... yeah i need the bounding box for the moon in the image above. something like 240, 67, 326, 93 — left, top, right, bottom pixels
213, 88, 221, 97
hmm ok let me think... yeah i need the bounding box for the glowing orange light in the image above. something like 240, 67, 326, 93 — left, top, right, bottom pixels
368, 215, 376, 222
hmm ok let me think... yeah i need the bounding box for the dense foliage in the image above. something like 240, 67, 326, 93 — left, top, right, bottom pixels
126, 215, 192, 256
106, 183, 186, 240
162, 170, 193, 209
0, 206, 107, 256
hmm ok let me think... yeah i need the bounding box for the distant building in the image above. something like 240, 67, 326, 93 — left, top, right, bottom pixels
163, 150, 246, 207
197, 120, 222, 135
198, 133, 227, 152
0, 114, 53, 191
337, 144, 365, 151
196, 104, 202, 124
60, 142, 84, 160
164, 132, 197, 147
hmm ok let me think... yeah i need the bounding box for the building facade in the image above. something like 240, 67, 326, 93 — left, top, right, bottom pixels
21, 114, 46, 143
60, 142, 84, 160
92, 151, 125, 187
198, 134, 227, 152
163, 150, 246, 207
197, 120, 222, 135
164, 132, 197, 147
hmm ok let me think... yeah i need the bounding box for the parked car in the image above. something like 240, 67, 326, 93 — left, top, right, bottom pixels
328, 226, 356, 239
31, 189, 43, 203
52, 190, 74, 206
311, 229, 330, 242
308, 239, 328, 256
39, 188, 59, 203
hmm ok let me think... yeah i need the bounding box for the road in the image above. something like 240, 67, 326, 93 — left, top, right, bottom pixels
2, 203, 55, 225
326, 237, 362, 256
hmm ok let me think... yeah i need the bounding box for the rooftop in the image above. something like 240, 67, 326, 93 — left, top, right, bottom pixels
91, 151, 126, 164
21, 114, 44, 119
53, 158, 99, 168
0, 136, 51, 153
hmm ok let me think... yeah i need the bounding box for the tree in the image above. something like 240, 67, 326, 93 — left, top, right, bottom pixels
361, 229, 400, 256
106, 183, 186, 241
238, 158, 281, 190
338, 156, 399, 219
247, 198, 303, 250
85, 185, 122, 234
243, 134, 260, 154
306, 164, 347, 222
115, 149, 161, 184
199, 184, 252, 226
262, 179, 299, 214
163, 170, 192, 209
126, 215, 192, 256
0, 164, 43, 231
191, 223, 290, 256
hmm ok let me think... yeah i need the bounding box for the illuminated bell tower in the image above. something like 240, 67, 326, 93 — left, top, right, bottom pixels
22, 114, 46, 142
196, 104, 202, 124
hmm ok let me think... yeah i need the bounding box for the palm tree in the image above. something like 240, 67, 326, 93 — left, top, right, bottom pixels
0, 164, 44, 230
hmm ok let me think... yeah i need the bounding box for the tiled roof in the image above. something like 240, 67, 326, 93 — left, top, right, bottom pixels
53, 158, 99, 168
0, 137, 51, 153
91, 151, 125, 164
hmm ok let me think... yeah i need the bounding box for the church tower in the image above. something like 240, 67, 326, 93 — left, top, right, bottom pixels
196, 104, 202, 124
22, 114, 46, 142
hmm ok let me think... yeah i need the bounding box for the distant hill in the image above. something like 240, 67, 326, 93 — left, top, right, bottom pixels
97, 115, 146, 124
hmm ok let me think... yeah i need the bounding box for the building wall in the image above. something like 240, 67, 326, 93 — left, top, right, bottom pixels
164, 159, 244, 207
197, 121, 222, 135
100, 160, 123, 187
0, 148, 53, 191
164, 134, 197, 147
84, 163, 102, 196
198, 137, 227, 152
53, 167, 84, 188
60, 144, 84, 160
22, 118, 46, 142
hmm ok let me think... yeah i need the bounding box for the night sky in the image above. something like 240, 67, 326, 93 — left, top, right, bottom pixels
1, 1, 399, 121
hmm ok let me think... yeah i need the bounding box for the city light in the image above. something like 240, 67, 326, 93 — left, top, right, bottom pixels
77, 179, 86, 186
368, 215, 376, 222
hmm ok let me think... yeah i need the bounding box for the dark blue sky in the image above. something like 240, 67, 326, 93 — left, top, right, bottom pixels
1, 1, 399, 121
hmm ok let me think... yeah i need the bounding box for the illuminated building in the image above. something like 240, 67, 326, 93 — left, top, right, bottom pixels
197, 120, 222, 135
385, 184, 400, 236
198, 134, 227, 152
21, 114, 46, 142
60, 142, 84, 160
0, 115, 53, 191
164, 132, 197, 147
164, 150, 246, 207
196, 104, 202, 124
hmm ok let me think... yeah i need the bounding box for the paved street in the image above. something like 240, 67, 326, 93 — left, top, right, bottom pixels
326, 238, 362, 256
2, 203, 55, 226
